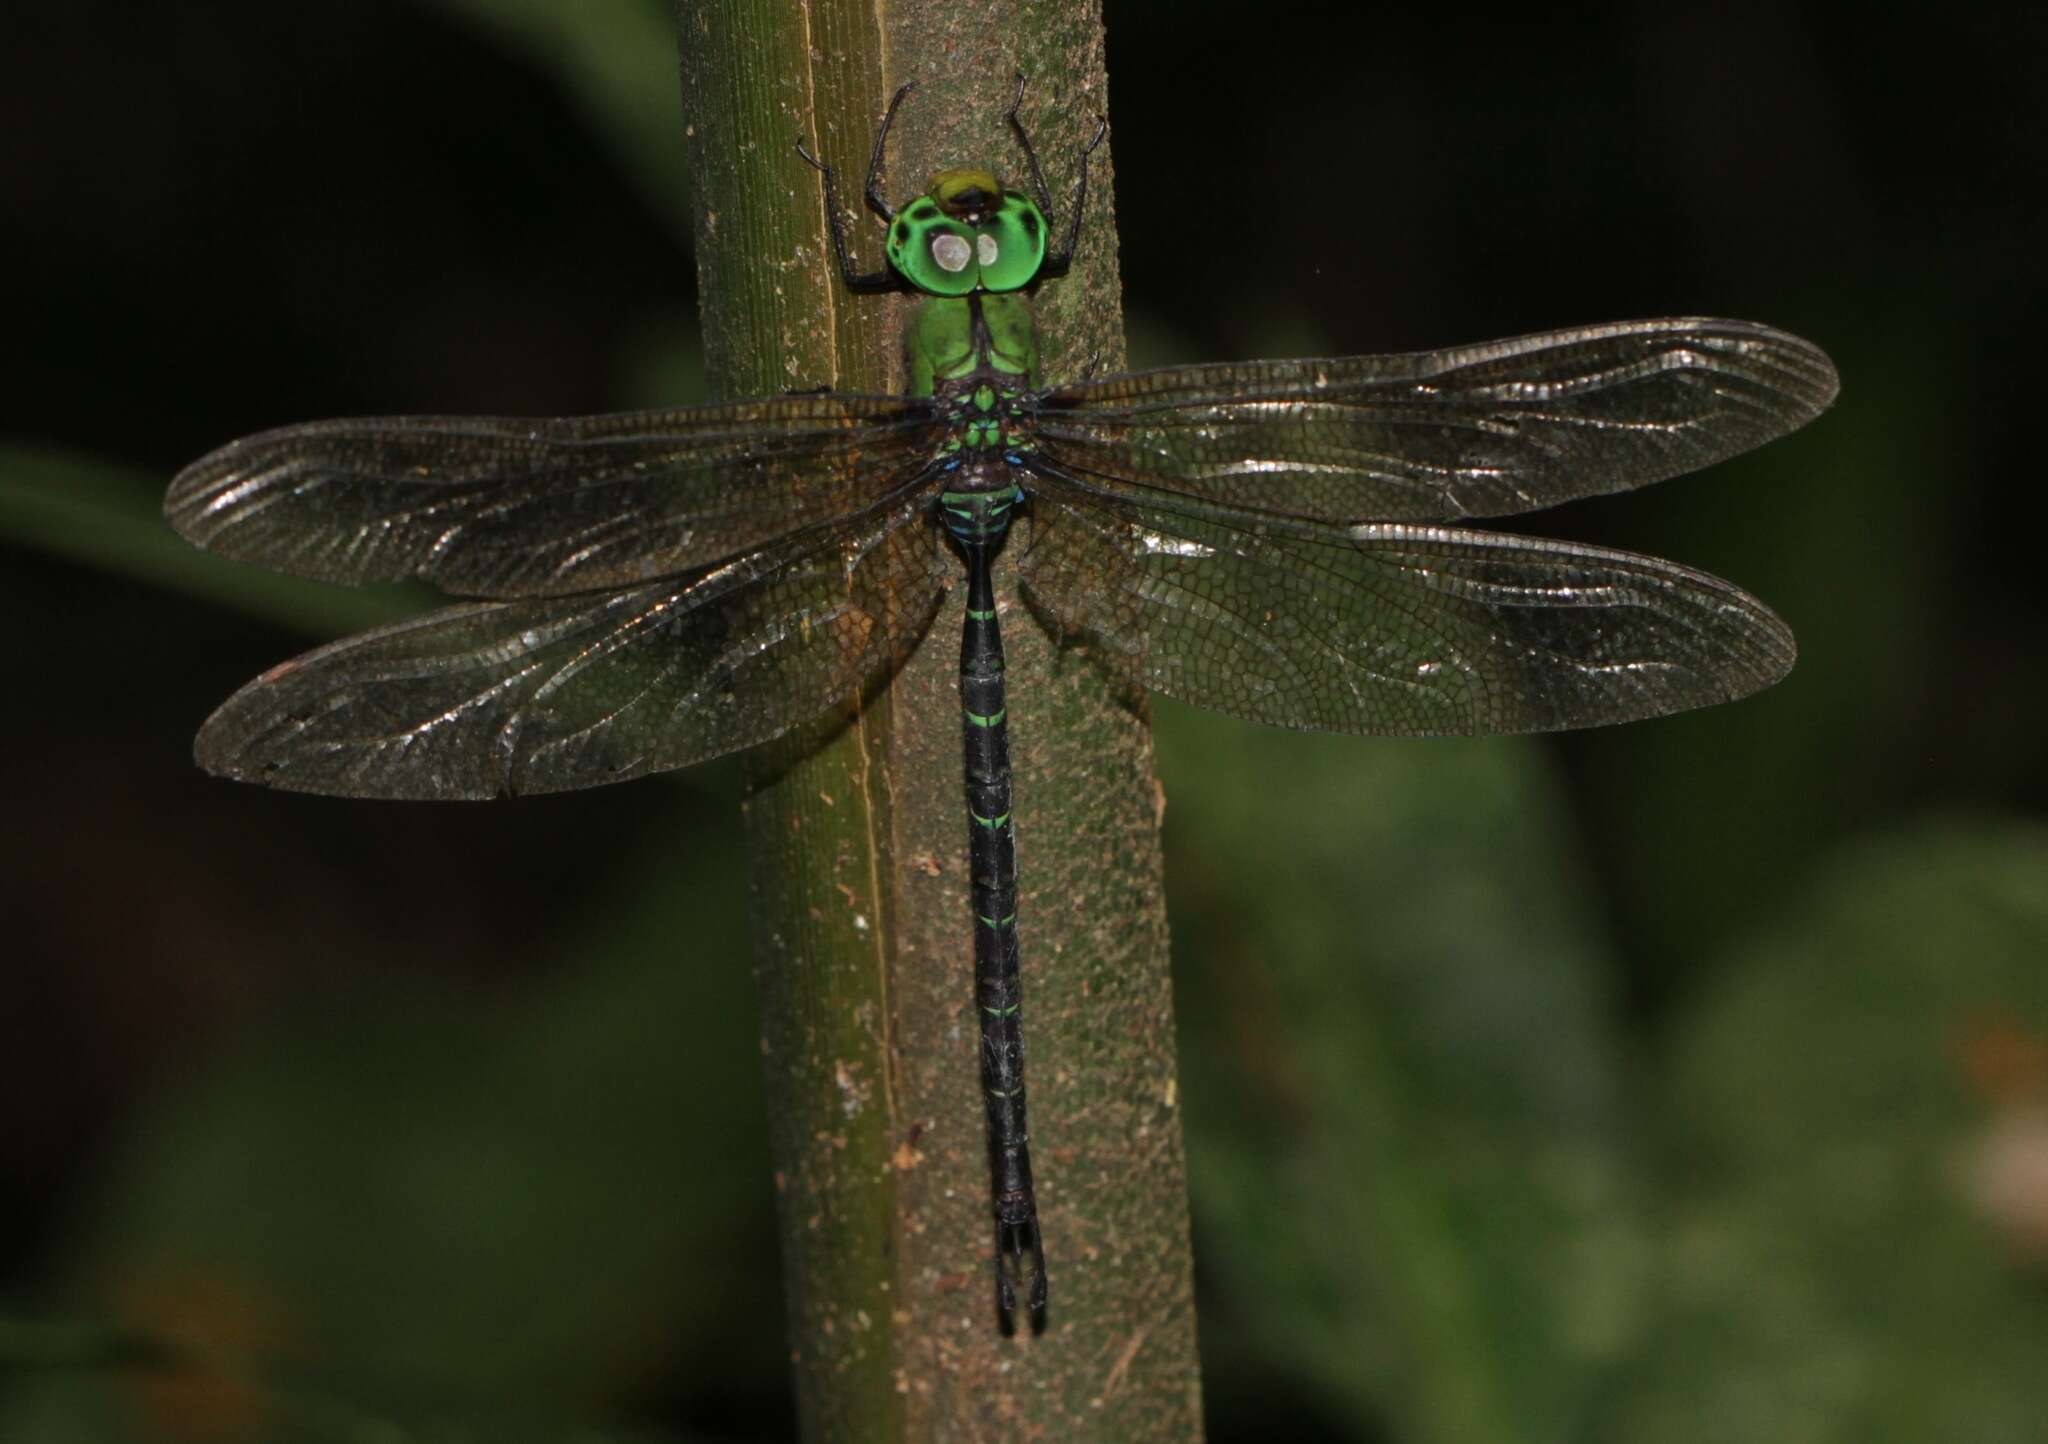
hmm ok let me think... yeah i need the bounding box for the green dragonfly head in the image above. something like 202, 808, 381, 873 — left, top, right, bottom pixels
884, 167, 1048, 297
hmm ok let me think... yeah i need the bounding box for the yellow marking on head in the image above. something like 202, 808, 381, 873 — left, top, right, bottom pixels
931, 168, 1002, 218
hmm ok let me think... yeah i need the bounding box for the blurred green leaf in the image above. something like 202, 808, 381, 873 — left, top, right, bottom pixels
1584, 312, 1960, 975
0, 1310, 695, 1442
1620, 817, 2048, 1443
1, 800, 767, 1440
416, 0, 689, 237
1159, 707, 1642, 1444
0, 442, 425, 636
0, 1315, 182, 1374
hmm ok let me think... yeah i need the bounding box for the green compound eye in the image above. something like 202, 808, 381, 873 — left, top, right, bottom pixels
972, 192, 1047, 293
885, 175, 1049, 296
889, 215, 981, 296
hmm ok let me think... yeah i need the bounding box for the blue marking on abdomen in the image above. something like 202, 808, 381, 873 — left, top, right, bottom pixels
939, 484, 1024, 544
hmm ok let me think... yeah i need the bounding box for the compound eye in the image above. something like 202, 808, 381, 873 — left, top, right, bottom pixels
972, 194, 1048, 292
931, 232, 973, 273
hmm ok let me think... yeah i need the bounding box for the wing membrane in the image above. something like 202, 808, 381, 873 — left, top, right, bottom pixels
1017, 480, 1793, 737
1034, 318, 1836, 525
194, 496, 948, 798
167, 394, 938, 597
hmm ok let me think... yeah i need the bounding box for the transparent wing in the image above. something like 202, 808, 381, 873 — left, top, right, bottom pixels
167, 394, 939, 597
1033, 318, 1836, 525
195, 496, 948, 798
1017, 479, 1793, 737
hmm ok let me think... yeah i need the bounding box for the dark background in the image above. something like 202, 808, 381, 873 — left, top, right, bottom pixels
5, 3, 2046, 1441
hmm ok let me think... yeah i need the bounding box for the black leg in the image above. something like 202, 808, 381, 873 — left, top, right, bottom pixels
1003, 74, 1055, 218
795, 127, 903, 295
864, 82, 917, 223
1006, 79, 1106, 282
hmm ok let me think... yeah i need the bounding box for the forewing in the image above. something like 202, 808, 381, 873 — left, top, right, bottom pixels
167, 394, 938, 596
1034, 319, 1836, 525
1017, 481, 1793, 737
195, 496, 948, 798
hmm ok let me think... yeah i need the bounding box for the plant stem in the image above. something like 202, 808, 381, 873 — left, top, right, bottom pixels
676, 1, 1201, 1437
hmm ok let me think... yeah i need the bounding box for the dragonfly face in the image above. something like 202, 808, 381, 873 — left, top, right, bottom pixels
885, 167, 1049, 296
166, 75, 1837, 1328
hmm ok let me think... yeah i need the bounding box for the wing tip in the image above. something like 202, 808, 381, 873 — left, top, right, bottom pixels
1676, 316, 1841, 418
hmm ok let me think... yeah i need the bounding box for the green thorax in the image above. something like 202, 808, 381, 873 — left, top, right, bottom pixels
920, 296, 1037, 514
891, 167, 1046, 513
908, 292, 1039, 398
890, 165, 1049, 401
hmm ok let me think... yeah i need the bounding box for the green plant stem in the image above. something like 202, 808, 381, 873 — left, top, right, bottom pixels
674, 2, 1201, 1437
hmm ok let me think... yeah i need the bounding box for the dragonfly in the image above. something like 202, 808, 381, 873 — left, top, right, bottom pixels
166, 77, 1838, 1325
